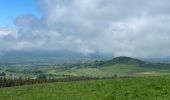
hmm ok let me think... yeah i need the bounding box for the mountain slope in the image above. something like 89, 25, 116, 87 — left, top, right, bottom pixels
100, 56, 170, 69
47, 57, 170, 77
101, 56, 145, 66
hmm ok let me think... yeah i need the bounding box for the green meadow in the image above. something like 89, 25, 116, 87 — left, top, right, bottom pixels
0, 76, 170, 100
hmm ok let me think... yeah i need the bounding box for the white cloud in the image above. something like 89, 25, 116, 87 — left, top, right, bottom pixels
1, 0, 170, 57
0, 28, 17, 38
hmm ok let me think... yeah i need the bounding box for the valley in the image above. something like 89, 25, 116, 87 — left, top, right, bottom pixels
1, 56, 170, 80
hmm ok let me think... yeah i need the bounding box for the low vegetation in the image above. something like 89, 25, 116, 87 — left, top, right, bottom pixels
0, 76, 118, 88
0, 76, 170, 100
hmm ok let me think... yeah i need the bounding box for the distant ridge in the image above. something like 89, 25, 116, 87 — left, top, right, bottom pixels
100, 56, 170, 69
0, 50, 112, 64
112, 56, 144, 64
101, 56, 145, 65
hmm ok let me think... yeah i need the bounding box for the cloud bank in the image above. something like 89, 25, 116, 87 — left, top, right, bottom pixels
1, 0, 170, 58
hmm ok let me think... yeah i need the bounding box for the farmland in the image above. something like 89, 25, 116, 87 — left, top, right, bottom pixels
1, 57, 170, 80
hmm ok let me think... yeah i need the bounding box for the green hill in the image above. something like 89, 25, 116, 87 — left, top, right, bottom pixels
100, 56, 146, 66
101, 56, 170, 68
47, 57, 170, 77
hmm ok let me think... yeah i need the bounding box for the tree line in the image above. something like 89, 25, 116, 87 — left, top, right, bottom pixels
0, 76, 120, 88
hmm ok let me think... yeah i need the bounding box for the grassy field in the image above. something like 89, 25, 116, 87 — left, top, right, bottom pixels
0, 76, 170, 100
47, 63, 170, 78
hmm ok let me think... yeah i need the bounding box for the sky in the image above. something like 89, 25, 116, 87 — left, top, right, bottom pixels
0, 0, 170, 58
0, 0, 41, 27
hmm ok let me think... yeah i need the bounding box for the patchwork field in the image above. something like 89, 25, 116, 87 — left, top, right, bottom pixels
47, 64, 170, 78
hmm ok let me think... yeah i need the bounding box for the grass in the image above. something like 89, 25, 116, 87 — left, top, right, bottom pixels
1, 76, 170, 100
47, 63, 170, 78
65, 68, 115, 77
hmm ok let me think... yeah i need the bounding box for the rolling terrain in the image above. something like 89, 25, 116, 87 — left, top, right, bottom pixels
1, 56, 170, 79
47, 57, 170, 77
1, 57, 170, 100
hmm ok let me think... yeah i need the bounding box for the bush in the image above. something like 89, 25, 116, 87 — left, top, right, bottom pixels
0, 72, 6, 76
36, 74, 47, 80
